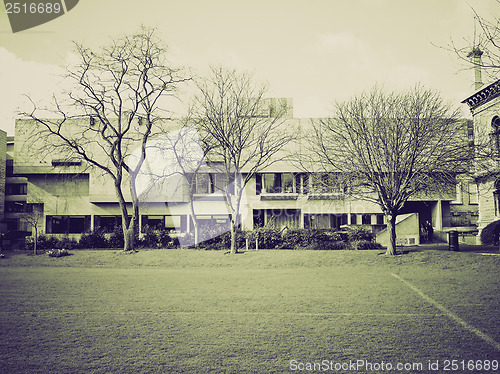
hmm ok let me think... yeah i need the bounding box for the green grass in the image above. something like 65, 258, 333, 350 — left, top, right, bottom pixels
0, 246, 499, 373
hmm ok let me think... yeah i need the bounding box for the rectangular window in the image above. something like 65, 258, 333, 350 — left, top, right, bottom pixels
51, 160, 82, 167
451, 182, 463, 204
263, 173, 280, 193
196, 173, 211, 194
165, 215, 181, 229
213, 174, 228, 193
265, 209, 300, 228
468, 183, 478, 204
68, 217, 86, 234
362, 214, 372, 225
309, 173, 342, 194
262, 173, 295, 194
304, 214, 339, 229
5, 183, 27, 195
95, 215, 122, 233
350, 214, 357, 225
5, 201, 26, 213
46, 215, 90, 234
376, 214, 385, 225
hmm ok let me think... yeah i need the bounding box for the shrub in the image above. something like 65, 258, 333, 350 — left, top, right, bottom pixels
47, 248, 70, 257
142, 226, 173, 248
480, 220, 500, 245
301, 240, 349, 251
108, 227, 124, 248
78, 230, 108, 249
350, 239, 383, 250
56, 237, 79, 250
25, 235, 61, 251
345, 227, 374, 242
38, 235, 61, 250
201, 230, 247, 250
247, 228, 282, 249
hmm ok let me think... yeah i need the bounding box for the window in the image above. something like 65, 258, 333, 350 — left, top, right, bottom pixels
46, 215, 91, 234
95, 215, 122, 233
264, 209, 300, 228
6, 159, 13, 176
141, 215, 187, 233
261, 173, 295, 193
468, 183, 478, 204
451, 182, 463, 204
51, 160, 82, 167
376, 214, 385, 225
309, 173, 345, 194
490, 116, 500, 157
362, 214, 372, 225
304, 214, 347, 230
191, 173, 233, 194
5, 183, 27, 195
196, 174, 211, 194
5, 201, 26, 213
350, 214, 357, 225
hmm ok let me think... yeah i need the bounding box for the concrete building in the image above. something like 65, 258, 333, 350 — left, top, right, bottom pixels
3, 99, 474, 247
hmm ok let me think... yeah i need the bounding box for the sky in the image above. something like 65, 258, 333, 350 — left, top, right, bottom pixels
0, 0, 498, 136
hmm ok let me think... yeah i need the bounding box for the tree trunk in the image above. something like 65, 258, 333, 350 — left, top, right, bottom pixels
193, 220, 200, 247
385, 213, 398, 255
33, 227, 38, 256
123, 224, 135, 252
230, 219, 237, 254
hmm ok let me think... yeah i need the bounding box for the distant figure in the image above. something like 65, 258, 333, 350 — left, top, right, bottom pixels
424, 221, 433, 243
420, 224, 428, 243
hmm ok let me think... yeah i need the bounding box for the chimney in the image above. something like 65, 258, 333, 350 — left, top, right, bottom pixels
467, 47, 483, 90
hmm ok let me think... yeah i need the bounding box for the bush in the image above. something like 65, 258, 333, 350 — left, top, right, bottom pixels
108, 227, 124, 248
480, 220, 500, 245
350, 240, 383, 250
141, 226, 173, 248
25, 235, 61, 251
78, 230, 108, 249
301, 241, 349, 251
345, 227, 374, 242
38, 235, 61, 250
200, 229, 247, 250
47, 248, 70, 257
247, 228, 282, 249
56, 237, 79, 250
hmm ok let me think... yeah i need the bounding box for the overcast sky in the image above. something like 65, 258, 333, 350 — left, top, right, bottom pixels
0, 0, 498, 135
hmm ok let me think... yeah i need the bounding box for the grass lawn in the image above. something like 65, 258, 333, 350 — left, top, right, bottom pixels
0, 246, 499, 373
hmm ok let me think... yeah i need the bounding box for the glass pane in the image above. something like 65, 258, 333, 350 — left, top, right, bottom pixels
282, 173, 294, 193
196, 174, 210, 194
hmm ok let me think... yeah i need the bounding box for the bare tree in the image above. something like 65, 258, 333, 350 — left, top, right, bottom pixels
309, 85, 469, 255
450, 0, 500, 83
20, 201, 43, 255
190, 66, 295, 254
20, 27, 188, 252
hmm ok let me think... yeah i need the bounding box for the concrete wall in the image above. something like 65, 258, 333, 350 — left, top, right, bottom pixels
376, 213, 420, 247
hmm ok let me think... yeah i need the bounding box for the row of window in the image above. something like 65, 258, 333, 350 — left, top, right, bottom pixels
256, 173, 347, 195
42, 212, 385, 234
187, 172, 349, 195
253, 209, 385, 230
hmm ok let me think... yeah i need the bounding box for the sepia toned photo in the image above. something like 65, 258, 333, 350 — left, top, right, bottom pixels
0, 1, 499, 373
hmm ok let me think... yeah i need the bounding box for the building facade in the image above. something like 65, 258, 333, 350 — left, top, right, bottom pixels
462, 78, 500, 241
3, 100, 474, 247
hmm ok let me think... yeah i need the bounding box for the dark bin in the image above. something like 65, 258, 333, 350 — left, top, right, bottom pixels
448, 230, 459, 251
